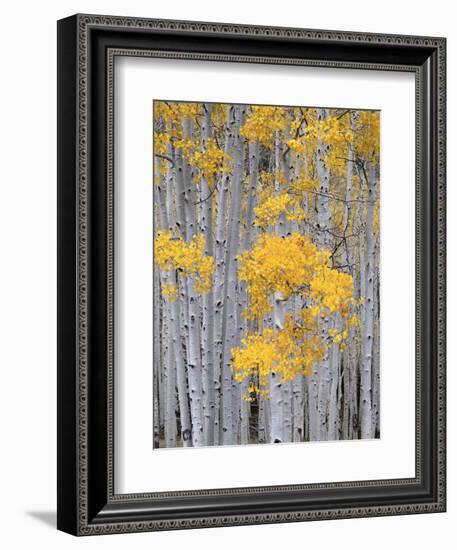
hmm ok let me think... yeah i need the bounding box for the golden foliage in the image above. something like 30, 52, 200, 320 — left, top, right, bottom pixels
354, 110, 380, 163
162, 282, 178, 302
233, 232, 357, 396
237, 233, 341, 319
254, 191, 304, 229
154, 231, 214, 295
232, 315, 326, 398
152, 101, 380, 402
240, 106, 287, 147
191, 138, 231, 188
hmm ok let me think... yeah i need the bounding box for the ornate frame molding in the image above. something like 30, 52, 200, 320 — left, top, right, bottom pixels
57, 14, 446, 535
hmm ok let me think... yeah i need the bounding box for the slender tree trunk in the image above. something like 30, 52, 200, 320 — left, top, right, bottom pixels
371, 239, 381, 437
221, 105, 244, 445
200, 104, 216, 446
182, 119, 197, 241
282, 124, 294, 443
214, 106, 236, 444
292, 150, 306, 442
269, 129, 285, 444
271, 290, 285, 443
155, 157, 169, 231
232, 294, 243, 443
316, 108, 331, 441
258, 395, 266, 443
174, 275, 192, 446
327, 335, 340, 440
360, 163, 376, 439
178, 117, 204, 446
342, 134, 355, 440
239, 140, 260, 444
155, 161, 172, 446
303, 381, 309, 441
153, 265, 161, 448
171, 146, 186, 238
292, 374, 304, 442
164, 300, 177, 447
186, 277, 204, 446
165, 151, 192, 447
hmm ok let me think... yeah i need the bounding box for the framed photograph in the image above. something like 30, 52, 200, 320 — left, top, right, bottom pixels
57, 14, 446, 535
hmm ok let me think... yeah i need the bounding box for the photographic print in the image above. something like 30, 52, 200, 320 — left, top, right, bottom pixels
153, 101, 380, 449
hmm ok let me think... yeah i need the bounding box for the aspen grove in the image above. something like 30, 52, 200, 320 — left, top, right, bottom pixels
153, 101, 380, 448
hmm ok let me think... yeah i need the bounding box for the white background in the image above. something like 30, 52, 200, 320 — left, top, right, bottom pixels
0, 0, 455, 548
115, 58, 415, 493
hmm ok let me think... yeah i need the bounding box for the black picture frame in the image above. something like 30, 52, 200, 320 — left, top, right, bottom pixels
57, 13, 446, 536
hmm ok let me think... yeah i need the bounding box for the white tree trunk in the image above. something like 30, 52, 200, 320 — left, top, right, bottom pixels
316, 108, 331, 441
371, 239, 381, 437
213, 106, 236, 444
341, 133, 355, 440
269, 129, 285, 444
292, 374, 304, 442
186, 277, 204, 446
270, 291, 285, 443
200, 104, 216, 446
174, 275, 192, 446
179, 117, 204, 446
221, 105, 244, 445
258, 395, 266, 443
153, 265, 161, 448
164, 302, 177, 447
155, 160, 175, 446
327, 333, 340, 441
360, 163, 376, 439
372, 316, 380, 437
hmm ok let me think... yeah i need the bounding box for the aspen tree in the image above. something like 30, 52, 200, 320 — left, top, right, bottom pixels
153, 102, 380, 447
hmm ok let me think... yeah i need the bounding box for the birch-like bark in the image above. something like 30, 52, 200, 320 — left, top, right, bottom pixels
353, 201, 365, 439
179, 117, 204, 446
292, 151, 305, 442
292, 375, 304, 442
186, 278, 204, 446
359, 215, 366, 330
153, 265, 161, 448
174, 275, 192, 446
171, 146, 187, 239
303, 381, 309, 441
155, 157, 169, 231
213, 106, 236, 444
360, 163, 376, 439
239, 139, 260, 445
327, 332, 340, 441
232, 295, 243, 443
164, 166, 177, 447
200, 104, 216, 446
341, 134, 355, 440
282, 123, 294, 443
349, 267, 359, 440
264, 393, 271, 442
164, 300, 177, 447
166, 153, 192, 446
371, 239, 381, 437
270, 291, 285, 443
270, 129, 285, 444
182, 118, 197, 241
158, 296, 165, 433
316, 108, 331, 441
258, 395, 266, 443
221, 105, 244, 445
306, 170, 319, 441
155, 161, 174, 446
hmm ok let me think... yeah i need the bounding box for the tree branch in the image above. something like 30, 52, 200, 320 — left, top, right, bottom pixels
154, 153, 175, 167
